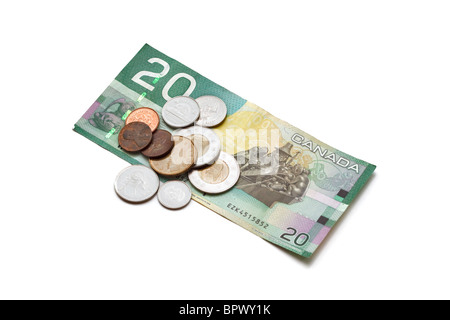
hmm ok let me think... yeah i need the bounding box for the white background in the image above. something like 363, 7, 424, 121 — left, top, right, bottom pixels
0, 1, 449, 300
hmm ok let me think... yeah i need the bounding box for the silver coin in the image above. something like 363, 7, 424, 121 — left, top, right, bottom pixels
188, 152, 241, 194
162, 96, 200, 128
195, 96, 228, 127
173, 126, 221, 168
114, 165, 160, 203
157, 181, 192, 209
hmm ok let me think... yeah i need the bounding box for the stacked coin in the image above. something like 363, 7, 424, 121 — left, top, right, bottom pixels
118, 122, 153, 152
195, 96, 228, 127
141, 129, 174, 158
115, 95, 240, 209
162, 96, 200, 128
172, 126, 221, 168
149, 136, 197, 176
126, 107, 160, 131
162, 96, 240, 193
117, 104, 188, 208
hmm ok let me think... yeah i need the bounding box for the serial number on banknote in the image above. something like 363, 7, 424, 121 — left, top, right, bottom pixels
227, 203, 269, 229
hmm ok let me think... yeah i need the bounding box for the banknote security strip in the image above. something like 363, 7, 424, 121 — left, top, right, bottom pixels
74, 44, 376, 258
105, 128, 116, 139
136, 92, 147, 103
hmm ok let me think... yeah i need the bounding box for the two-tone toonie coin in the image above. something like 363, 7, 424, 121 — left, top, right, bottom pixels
188, 152, 240, 194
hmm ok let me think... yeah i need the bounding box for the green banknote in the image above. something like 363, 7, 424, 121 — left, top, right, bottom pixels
74, 44, 376, 258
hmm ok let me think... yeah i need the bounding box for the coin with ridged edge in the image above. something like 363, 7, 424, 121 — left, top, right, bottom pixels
114, 165, 160, 203
118, 122, 153, 152
157, 181, 192, 209
188, 152, 240, 194
195, 96, 228, 127
149, 136, 197, 176
162, 96, 200, 128
173, 126, 221, 168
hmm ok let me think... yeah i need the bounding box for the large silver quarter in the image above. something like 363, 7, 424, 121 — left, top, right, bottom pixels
162, 96, 200, 128
195, 96, 228, 127
157, 181, 192, 209
173, 126, 221, 168
114, 165, 160, 203
188, 152, 241, 194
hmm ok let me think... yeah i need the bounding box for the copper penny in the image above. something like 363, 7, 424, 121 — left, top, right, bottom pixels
118, 122, 153, 152
149, 136, 197, 176
126, 107, 160, 132
141, 129, 175, 158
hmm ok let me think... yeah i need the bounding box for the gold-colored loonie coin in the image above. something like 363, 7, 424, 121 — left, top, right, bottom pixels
149, 136, 197, 176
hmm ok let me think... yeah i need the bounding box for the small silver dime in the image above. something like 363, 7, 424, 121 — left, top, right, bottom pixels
162, 96, 200, 128
158, 180, 192, 210
195, 96, 228, 127
114, 165, 160, 203
173, 126, 221, 168
157, 181, 192, 209
188, 152, 241, 194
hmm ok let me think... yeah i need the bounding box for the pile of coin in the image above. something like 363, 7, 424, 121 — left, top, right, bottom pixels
114, 95, 240, 210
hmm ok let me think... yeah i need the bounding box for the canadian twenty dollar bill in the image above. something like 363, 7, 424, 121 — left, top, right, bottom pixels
74, 44, 376, 258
